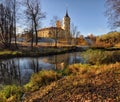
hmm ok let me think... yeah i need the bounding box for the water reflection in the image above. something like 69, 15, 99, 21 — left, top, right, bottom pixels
0, 60, 21, 85
0, 52, 84, 85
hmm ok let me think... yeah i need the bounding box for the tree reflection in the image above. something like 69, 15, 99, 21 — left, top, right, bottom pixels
0, 52, 84, 85
53, 53, 70, 70
30, 58, 39, 73
0, 60, 21, 85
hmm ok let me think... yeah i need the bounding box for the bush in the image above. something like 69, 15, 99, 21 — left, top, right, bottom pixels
66, 64, 89, 75
95, 31, 120, 47
24, 70, 61, 92
62, 64, 99, 77
82, 49, 120, 65
0, 85, 23, 102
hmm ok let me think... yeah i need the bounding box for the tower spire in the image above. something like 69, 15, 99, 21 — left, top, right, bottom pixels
65, 5, 69, 17
65, 9, 69, 17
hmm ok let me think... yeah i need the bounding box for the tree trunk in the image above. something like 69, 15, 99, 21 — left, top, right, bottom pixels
13, 0, 18, 49
31, 21, 34, 50
34, 19, 38, 45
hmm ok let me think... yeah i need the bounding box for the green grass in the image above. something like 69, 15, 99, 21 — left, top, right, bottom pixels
0, 47, 75, 59
81, 49, 120, 65
0, 85, 23, 102
0, 50, 22, 56
24, 70, 61, 92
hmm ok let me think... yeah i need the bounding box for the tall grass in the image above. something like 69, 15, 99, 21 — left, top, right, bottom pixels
0, 85, 23, 102
24, 70, 61, 92
67, 63, 120, 75
82, 49, 120, 65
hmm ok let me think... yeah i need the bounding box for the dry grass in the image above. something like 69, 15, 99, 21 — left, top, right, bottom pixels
24, 63, 120, 102
24, 70, 61, 92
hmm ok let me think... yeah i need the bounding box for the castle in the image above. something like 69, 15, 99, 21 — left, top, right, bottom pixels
38, 10, 71, 41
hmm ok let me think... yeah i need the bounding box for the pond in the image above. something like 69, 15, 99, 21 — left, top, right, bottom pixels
0, 52, 85, 85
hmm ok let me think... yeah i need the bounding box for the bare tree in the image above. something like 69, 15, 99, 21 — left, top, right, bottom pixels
105, 0, 120, 29
52, 28, 61, 47
50, 16, 61, 47
6, 0, 18, 48
50, 16, 61, 27
13, 0, 17, 48
0, 0, 19, 49
71, 23, 77, 38
71, 23, 80, 45
25, 0, 45, 45
28, 21, 34, 49
0, 3, 13, 48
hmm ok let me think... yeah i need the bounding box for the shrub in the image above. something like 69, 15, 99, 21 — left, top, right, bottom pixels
82, 49, 120, 65
95, 31, 120, 47
24, 70, 61, 92
66, 64, 88, 75
0, 85, 23, 102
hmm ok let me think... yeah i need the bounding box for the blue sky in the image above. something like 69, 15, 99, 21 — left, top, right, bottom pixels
40, 0, 111, 36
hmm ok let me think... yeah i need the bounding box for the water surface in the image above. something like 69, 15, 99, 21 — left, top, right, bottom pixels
0, 52, 84, 85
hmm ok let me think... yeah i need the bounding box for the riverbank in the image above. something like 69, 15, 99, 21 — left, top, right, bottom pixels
90, 46, 120, 51
0, 62, 120, 101
23, 63, 120, 101
1, 48, 120, 101
0, 46, 86, 59
23, 63, 120, 102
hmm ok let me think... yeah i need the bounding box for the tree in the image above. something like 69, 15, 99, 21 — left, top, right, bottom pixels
25, 0, 45, 45
105, 0, 120, 29
0, 2, 13, 48
71, 23, 80, 45
0, 0, 19, 49
13, 0, 17, 48
28, 21, 34, 49
50, 16, 61, 47
50, 16, 61, 27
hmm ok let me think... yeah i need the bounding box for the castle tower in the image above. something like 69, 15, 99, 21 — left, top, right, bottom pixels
63, 10, 70, 40
56, 20, 61, 28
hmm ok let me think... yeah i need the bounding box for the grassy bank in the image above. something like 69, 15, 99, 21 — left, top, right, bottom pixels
1, 49, 120, 101
0, 63, 120, 102
24, 63, 120, 102
81, 49, 120, 65
91, 46, 120, 51
0, 46, 80, 59
0, 85, 23, 102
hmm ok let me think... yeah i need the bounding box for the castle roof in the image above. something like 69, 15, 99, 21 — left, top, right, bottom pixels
38, 27, 64, 32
